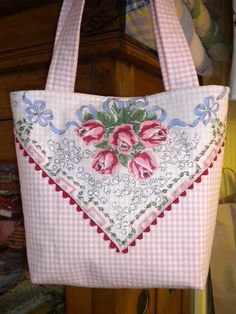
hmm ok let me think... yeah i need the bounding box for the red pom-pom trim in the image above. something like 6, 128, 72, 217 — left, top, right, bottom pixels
15, 136, 224, 254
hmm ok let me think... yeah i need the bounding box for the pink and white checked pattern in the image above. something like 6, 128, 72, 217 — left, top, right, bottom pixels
12, 84, 229, 288
11, 0, 229, 289
46, 0, 85, 92
149, 0, 199, 90
16, 143, 224, 288
46, 0, 199, 92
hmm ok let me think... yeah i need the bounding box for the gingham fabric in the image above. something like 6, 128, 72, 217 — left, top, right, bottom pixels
10, 0, 229, 289
46, 0, 199, 92
125, 0, 213, 76
149, 0, 199, 90
46, 0, 85, 92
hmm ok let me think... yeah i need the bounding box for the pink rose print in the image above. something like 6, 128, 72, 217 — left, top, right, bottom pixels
139, 120, 168, 147
76, 120, 105, 145
109, 124, 138, 154
92, 149, 119, 175
129, 151, 157, 180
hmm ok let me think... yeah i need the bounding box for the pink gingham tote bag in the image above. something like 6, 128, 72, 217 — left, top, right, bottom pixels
10, 0, 229, 289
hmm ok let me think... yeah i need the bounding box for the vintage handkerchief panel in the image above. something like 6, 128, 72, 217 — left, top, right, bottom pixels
10, 0, 229, 289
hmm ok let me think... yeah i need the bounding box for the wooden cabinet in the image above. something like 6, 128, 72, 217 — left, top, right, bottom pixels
0, 1, 190, 313
66, 287, 190, 314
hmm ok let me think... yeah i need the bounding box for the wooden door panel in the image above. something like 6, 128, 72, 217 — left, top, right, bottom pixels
66, 287, 92, 314
0, 120, 15, 160
66, 287, 191, 314
115, 59, 164, 97
0, 63, 92, 120
66, 287, 156, 314
0, 65, 48, 120
0, 2, 60, 53
134, 66, 164, 96
156, 289, 191, 314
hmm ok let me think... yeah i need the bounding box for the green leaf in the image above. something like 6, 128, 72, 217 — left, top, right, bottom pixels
106, 126, 115, 133
112, 105, 119, 115
95, 141, 110, 149
97, 112, 108, 123
133, 122, 141, 133
134, 142, 145, 153
83, 112, 93, 121
145, 113, 157, 121
119, 154, 129, 167
131, 109, 145, 122
117, 108, 131, 124
97, 112, 115, 127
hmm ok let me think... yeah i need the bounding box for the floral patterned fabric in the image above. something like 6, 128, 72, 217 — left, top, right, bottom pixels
11, 86, 229, 252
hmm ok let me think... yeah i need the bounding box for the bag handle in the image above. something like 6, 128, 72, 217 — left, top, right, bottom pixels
45, 0, 199, 92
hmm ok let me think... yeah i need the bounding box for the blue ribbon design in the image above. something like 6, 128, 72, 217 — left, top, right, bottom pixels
102, 97, 150, 117
216, 87, 227, 101
23, 92, 80, 135
23, 92, 33, 106
167, 117, 201, 129
102, 97, 167, 123
76, 105, 97, 122
146, 105, 167, 122
49, 121, 79, 135
102, 98, 119, 116
127, 97, 149, 110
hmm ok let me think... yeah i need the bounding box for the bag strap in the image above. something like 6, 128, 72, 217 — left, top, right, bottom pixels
46, 0, 199, 92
